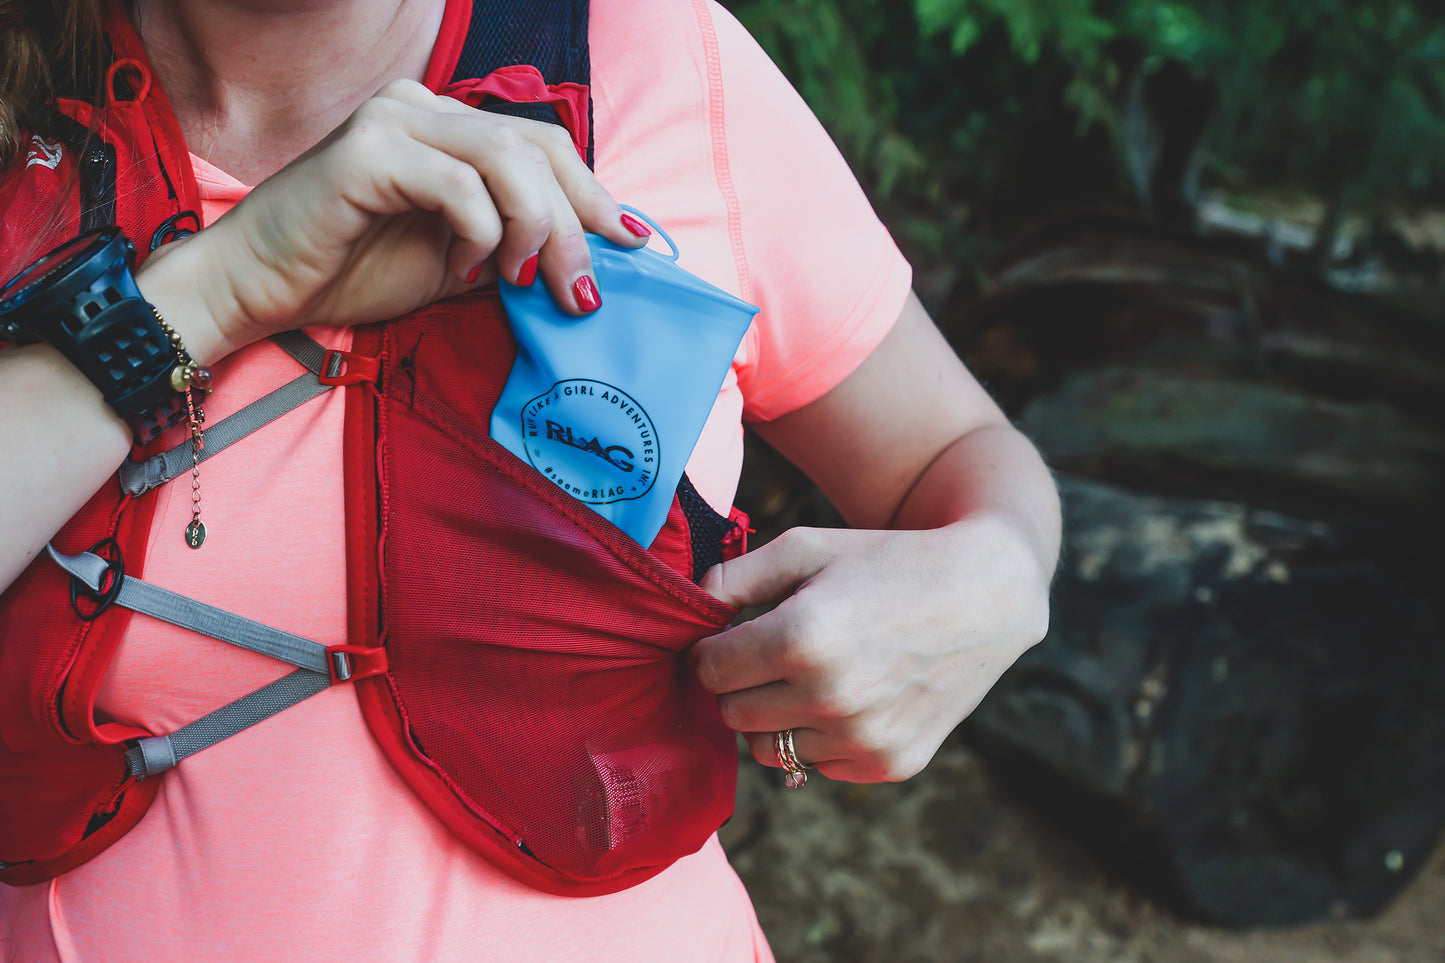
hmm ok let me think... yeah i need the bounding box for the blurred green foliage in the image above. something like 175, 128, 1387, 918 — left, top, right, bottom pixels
724, 0, 1445, 256
716, 0, 927, 200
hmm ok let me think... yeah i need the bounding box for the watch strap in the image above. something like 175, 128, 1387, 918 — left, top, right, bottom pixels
127, 394, 188, 445
50, 295, 186, 444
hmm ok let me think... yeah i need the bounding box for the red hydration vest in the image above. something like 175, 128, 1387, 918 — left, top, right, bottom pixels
0, 0, 748, 897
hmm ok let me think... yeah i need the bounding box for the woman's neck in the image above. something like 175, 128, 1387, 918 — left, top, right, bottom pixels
132, 0, 447, 184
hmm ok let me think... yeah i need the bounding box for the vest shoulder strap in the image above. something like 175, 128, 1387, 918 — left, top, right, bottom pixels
454, 0, 590, 87
458, 0, 593, 166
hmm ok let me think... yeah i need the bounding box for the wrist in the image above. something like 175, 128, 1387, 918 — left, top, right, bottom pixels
0, 228, 208, 443
952, 508, 1058, 593
135, 232, 239, 366
938, 512, 1055, 650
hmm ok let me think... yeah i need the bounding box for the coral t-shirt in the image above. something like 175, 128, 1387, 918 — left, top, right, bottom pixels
0, 1, 910, 960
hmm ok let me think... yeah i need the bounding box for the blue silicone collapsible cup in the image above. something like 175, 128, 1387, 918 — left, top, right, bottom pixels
491, 208, 759, 548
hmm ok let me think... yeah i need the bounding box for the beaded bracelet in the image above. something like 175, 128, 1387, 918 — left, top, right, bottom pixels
150, 307, 214, 549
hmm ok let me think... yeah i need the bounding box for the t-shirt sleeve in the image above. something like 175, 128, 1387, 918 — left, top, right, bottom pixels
706, 3, 913, 422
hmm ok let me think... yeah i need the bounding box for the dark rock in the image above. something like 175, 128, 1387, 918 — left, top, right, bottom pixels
1017, 368, 1445, 519
968, 476, 1445, 926
946, 208, 1445, 418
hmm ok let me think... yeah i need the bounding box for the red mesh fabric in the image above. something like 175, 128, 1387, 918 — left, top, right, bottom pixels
2, 9, 199, 295
0, 9, 200, 882
83, 95, 193, 262
0, 488, 125, 866
2, 0, 738, 889
369, 296, 740, 891
0, 480, 164, 885
97, 0, 203, 258
0, 136, 80, 285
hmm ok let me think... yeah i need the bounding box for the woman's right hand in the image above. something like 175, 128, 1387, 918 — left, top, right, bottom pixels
138, 79, 645, 363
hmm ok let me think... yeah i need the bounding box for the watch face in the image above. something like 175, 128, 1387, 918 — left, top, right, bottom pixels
0, 229, 119, 311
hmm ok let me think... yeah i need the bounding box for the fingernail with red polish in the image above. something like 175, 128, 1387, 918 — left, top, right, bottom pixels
620, 212, 652, 238
466, 261, 484, 285
516, 253, 539, 287
573, 275, 602, 312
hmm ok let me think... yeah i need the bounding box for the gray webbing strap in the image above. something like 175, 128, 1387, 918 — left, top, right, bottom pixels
123, 669, 332, 778
47, 546, 330, 673
117, 332, 341, 497
269, 329, 331, 373
56, 333, 374, 778
46, 545, 354, 779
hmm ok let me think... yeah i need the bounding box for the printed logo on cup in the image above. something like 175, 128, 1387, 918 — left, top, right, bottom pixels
521, 379, 659, 504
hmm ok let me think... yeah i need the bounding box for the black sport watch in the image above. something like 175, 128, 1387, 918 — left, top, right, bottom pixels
0, 228, 185, 443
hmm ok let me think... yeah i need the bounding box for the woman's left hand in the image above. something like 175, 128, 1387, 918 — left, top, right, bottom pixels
691, 513, 1051, 782
689, 291, 1059, 783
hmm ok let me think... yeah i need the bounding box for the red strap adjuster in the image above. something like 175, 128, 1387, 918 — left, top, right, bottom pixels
720, 508, 752, 561
319, 349, 381, 386
325, 643, 389, 683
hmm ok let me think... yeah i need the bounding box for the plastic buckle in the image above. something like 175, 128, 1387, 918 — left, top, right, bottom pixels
69, 537, 125, 622
318, 350, 381, 386
325, 643, 389, 683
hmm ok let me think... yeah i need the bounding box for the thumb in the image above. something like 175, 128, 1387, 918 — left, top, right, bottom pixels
699, 527, 835, 609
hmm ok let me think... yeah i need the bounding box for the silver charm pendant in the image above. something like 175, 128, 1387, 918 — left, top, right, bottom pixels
185, 519, 207, 549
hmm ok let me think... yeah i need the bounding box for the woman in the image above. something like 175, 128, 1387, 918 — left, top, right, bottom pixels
0, 0, 1059, 958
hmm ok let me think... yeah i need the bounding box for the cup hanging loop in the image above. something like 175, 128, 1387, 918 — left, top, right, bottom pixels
619, 205, 680, 262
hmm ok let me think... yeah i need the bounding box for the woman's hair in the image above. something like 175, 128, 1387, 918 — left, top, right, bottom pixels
0, 0, 107, 169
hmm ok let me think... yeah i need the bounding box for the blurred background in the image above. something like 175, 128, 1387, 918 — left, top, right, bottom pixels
713, 1, 1445, 960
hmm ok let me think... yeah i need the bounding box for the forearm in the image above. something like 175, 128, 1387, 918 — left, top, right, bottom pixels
0, 242, 224, 593
0, 343, 131, 590
889, 422, 1061, 581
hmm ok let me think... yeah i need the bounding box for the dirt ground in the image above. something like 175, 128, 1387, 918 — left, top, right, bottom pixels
720, 734, 1445, 963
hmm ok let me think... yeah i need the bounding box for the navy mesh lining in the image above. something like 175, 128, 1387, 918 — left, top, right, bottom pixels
477, 98, 565, 130
677, 474, 738, 584
452, 0, 594, 167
